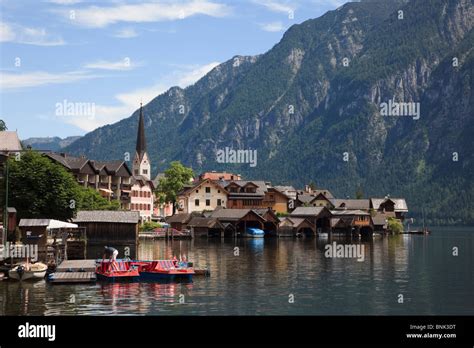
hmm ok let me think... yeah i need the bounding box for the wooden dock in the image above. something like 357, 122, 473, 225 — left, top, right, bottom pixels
48, 271, 96, 284
56, 259, 96, 272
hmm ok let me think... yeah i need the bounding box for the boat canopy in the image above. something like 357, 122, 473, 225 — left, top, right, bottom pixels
46, 220, 78, 230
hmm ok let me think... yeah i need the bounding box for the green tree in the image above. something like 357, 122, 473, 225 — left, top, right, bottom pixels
156, 161, 194, 214
140, 221, 161, 232
355, 185, 364, 199
387, 217, 403, 234
8, 150, 118, 220
76, 188, 120, 211
0, 120, 6, 131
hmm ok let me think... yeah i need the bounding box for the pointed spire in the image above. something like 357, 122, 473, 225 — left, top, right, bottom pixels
136, 102, 146, 159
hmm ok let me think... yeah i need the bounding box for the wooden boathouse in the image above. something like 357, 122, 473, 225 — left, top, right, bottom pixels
73, 210, 140, 245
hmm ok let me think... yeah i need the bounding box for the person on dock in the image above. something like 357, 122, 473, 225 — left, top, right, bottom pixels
103, 246, 119, 271
103, 246, 118, 261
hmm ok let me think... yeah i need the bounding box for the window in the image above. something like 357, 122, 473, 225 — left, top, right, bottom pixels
143, 169, 148, 174
195, 199, 200, 206
217, 199, 222, 206
134, 170, 139, 175
205, 187, 211, 193
206, 199, 210, 206
196, 190, 199, 193
218, 190, 220, 193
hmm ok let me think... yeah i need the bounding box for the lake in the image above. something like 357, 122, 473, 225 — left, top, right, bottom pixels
0, 227, 472, 315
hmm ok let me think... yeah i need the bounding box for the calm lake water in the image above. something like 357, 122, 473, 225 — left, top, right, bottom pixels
0, 227, 473, 316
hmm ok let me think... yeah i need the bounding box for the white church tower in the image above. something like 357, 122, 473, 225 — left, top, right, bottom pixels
132, 103, 151, 180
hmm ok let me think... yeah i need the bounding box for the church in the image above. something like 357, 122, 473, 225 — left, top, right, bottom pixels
130, 103, 155, 222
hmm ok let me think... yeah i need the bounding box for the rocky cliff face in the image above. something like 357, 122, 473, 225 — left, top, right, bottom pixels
65, 0, 474, 224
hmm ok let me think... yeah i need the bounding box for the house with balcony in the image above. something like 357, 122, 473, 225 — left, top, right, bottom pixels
45, 152, 133, 210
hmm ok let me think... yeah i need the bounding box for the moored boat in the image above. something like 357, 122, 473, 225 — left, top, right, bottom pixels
8, 262, 47, 281
245, 227, 265, 238
95, 260, 140, 281
136, 260, 194, 281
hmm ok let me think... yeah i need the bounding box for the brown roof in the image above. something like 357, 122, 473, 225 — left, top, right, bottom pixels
279, 217, 311, 228
181, 178, 227, 195
73, 210, 139, 223
166, 213, 196, 224
187, 217, 224, 229
290, 206, 327, 216
0, 131, 22, 152
210, 208, 266, 222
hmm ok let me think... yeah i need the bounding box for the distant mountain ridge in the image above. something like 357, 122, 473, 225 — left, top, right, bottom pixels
23, 136, 81, 151
64, 0, 474, 224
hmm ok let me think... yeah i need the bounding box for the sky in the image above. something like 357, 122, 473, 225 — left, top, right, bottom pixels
0, 0, 348, 140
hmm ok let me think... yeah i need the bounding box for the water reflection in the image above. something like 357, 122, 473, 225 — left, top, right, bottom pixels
0, 228, 473, 315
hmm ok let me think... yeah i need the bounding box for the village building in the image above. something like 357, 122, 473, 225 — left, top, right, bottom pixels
222, 180, 267, 209
295, 188, 334, 208
46, 153, 133, 210
210, 208, 267, 237
187, 216, 226, 238
0, 131, 22, 243
273, 185, 298, 200
73, 211, 140, 253
278, 217, 315, 237
253, 208, 280, 236
198, 171, 242, 181
263, 188, 290, 214
330, 210, 374, 237
370, 197, 408, 221
289, 206, 332, 233
166, 213, 197, 231
177, 179, 228, 214
130, 104, 155, 222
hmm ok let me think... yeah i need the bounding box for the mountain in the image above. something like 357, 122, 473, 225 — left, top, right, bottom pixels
64, 0, 474, 225
23, 136, 81, 151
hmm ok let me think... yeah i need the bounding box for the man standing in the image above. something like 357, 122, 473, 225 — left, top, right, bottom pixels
103, 246, 118, 261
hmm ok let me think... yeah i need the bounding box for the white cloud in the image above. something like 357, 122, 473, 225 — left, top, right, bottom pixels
259, 21, 285, 32
113, 27, 138, 39
253, 0, 294, 14
0, 22, 65, 46
0, 70, 97, 90
65, 62, 220, 131
46, 0, 83, 4
83, 58, 141, 71
61, 0, 231, 28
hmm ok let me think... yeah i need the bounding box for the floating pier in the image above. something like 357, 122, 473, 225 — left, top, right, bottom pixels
56, 259, 96, 272
48, 271, 96, 284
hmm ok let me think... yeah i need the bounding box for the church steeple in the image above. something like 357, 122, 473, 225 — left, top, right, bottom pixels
133, 102, 151, 180
136, 102, 147, 160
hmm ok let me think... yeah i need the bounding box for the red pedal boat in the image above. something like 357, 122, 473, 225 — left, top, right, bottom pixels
135, 260, 194, 281
96, 260, 140, 281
